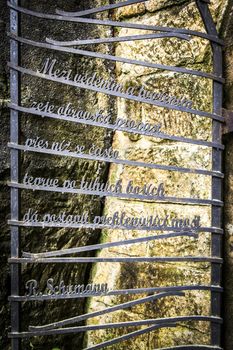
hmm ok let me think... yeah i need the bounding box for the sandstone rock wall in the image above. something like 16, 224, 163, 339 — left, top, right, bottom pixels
221, 1, 233, 348
1, 1, 114, 349
86, 1, 231, 349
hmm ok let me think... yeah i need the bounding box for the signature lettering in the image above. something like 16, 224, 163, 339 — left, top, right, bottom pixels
25, 278, 110, 297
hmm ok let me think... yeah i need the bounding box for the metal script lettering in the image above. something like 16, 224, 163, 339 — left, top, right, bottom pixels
25, 279, 110, 297
39, 58, 193, 109
21, 208, 201, 232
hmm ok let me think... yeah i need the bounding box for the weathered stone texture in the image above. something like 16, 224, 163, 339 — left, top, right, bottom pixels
1, 1, 114, 349
86, 1, 232, 349
221, 1, 233, 349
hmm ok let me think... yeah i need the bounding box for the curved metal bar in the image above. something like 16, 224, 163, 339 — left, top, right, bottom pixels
9, 34, 225, 84
9, 257, 223, 264
46, 32, 191, 46
30, 291, 184, 330
56, 0, 149, 17
8, 284, 223, 302
8, 103, 225, 150
8, 182, 224, 207
7, 142, 225, 179
8, 62, 224, 122
8, 285, 223, 302
7, 218, 224, 234
8, 316, 223, 338
83, 323, 177, 350
9, 324, 176, 340
7, 2, 224, 45
22, 232, 198, 259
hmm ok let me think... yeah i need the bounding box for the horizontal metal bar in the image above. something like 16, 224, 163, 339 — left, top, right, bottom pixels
156, 347, 223, 350
12, 324, 177, 344
8, 285, 223, 302
8, 103, 225, 150
57, 0, 210, 18
8, 316, 223, 338
56, 0, 148, 17
8, 182, 224, 207
84, 323, 177, 350
22, 232, 198, 259
9, 257, 223, 264
8, 218, 224, 234
9, 34, 225, 84
8, 60, 225, 122
8, 61, 225, 122
7, 143, 225, 179
30, 291, 184, 331
7, 2, 224, 45
46, 32, 191, 46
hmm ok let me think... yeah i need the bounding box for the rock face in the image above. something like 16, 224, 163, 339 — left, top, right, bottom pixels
0, 0, 233, 350
85, 1, 229, 349
222, 1, 233, 348
1, 1, 115, 349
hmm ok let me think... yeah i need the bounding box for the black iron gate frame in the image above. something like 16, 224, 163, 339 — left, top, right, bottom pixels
8, 0, 224, 349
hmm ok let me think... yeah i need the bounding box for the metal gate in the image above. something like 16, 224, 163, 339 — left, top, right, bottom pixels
8, 0, 223, 349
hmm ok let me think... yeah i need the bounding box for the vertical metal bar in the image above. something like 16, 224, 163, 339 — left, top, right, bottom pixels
210, 44, 223, 348
195, 1, 223, 347
10, 0, 21, 349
